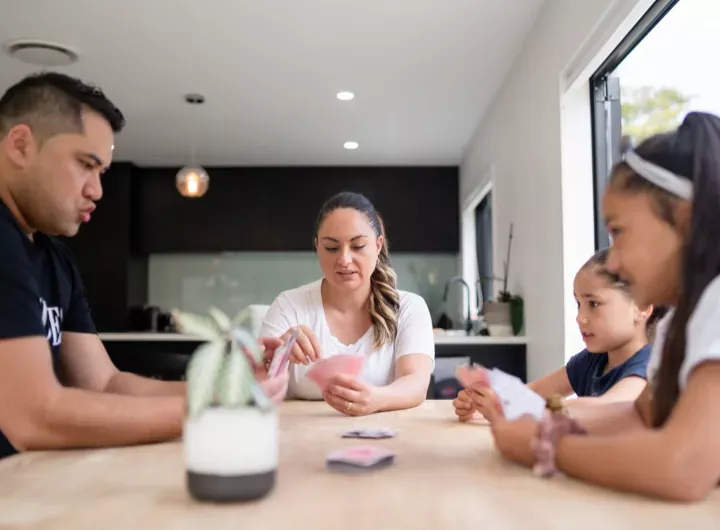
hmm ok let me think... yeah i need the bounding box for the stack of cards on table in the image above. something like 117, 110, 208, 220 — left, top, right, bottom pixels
326, 445, 396, 474
456, 363, 546, 421
342, 427, 397, 439
306, 354, 365, 390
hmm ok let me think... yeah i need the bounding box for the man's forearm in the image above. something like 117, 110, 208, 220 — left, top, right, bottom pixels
104, 371, 185, 397
15, 387, 184, 451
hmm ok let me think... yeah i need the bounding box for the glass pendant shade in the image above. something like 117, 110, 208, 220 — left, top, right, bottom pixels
176, 166, 209, 198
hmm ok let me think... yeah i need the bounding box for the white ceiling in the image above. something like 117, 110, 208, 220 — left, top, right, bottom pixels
0, 0, 545, 166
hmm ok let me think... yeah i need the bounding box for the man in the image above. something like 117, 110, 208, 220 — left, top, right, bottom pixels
0, 72, 286, 460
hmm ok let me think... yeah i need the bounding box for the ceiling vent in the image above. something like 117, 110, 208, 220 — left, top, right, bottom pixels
4, 39, 78, 66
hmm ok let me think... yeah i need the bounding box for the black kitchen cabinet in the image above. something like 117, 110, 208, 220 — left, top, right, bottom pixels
135, 166, 459, 254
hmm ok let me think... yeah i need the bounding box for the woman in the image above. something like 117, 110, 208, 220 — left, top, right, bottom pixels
259, 191, 435, 416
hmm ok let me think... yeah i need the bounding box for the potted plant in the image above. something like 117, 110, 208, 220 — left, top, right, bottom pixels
481, 223, 524, 336
173, 307, 278, 503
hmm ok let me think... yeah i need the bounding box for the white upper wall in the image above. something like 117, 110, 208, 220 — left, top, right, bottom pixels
460, 0, 655, 380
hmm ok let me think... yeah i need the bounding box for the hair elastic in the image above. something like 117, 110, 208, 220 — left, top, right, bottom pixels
623, 150, 693, 201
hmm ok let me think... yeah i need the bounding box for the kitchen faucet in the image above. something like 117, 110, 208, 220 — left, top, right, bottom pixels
440, 276, 473, 335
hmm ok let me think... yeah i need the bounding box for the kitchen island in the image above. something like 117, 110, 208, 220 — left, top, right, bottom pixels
99, 332, 527, 397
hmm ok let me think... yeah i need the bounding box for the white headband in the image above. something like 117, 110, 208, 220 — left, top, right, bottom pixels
624, 150, 693, 201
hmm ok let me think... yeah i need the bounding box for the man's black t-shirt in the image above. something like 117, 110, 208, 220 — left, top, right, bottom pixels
0, 201, 96, 459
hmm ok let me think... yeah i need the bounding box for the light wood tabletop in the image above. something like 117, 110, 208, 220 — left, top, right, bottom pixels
0, 400, 718, 529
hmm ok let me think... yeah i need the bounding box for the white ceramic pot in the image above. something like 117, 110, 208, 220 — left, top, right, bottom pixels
184, 406, 278, 502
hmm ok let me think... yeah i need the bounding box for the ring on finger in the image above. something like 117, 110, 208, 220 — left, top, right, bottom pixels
346, 401, 353, 412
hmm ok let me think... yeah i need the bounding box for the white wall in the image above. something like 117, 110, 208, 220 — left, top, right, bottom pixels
460, 0, 655, 380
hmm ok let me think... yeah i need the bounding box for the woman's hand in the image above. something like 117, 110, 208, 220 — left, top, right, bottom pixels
322, 374, 380, 416
283, 326, 322, 365
254, 337, 289, 403
469, 386, 505, 424
491, 416, 539, 467
452, 389, 477, 422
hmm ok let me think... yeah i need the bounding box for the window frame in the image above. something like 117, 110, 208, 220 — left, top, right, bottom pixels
590, 0, 681, 250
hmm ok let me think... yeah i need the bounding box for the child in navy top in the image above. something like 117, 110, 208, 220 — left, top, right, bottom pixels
490, 112, 720, 501
454, 248, 663, 423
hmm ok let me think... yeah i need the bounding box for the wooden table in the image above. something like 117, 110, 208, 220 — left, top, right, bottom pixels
0, 401, 718, 529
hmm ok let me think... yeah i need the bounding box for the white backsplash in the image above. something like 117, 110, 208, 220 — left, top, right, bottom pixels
148, 252, 464, 325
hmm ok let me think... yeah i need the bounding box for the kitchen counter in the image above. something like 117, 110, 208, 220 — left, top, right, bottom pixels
1, 400, 717, 529
98, 332, 528, 346
99, 332, 528, 389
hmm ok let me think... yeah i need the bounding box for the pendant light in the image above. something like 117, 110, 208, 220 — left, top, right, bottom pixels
176, 93, 209, 198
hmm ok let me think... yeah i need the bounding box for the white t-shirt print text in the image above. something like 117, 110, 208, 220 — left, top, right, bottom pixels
40, 297, 64, 347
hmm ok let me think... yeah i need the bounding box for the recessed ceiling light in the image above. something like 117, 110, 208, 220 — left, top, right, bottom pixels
3, 39, 78, 66
344, 141, 359, 150
336, 91, 354, 101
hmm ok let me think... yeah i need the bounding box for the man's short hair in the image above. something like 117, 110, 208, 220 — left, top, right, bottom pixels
0, 72, 125, 143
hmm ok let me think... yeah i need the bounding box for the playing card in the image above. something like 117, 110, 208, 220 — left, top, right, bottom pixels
267, 329, 299, 377
326, 445, 395, 473
306, 354, 365, 390
455, 363, 489, 388
488, 368, 545, 421
341, 427, 397, 439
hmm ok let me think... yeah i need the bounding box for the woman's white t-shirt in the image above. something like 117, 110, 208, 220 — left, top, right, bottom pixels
259, 279, 435, 400
647, 275, 720, 390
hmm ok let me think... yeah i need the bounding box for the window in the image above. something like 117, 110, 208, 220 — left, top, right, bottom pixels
475, 191, 493, 306
460, 177, 494, 317
590, 0, 720, 249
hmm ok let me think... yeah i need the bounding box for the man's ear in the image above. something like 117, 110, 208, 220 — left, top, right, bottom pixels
4, 124, 37, 170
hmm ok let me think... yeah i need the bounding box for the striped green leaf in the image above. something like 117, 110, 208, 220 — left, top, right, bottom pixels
208, 306, 232, 334
172, 310, 220, 340
217, 344, 252, 408
186, 340, 226, 418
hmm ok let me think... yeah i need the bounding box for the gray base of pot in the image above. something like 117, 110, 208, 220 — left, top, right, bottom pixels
187, 469, 276, 502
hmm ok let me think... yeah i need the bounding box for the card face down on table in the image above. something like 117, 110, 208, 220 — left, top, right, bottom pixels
306, 354, 365, 390
341, 427, 397, 439
326, 445, 396, 474
456, 363, 546, 421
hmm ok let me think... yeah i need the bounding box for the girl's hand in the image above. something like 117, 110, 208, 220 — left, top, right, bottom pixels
254, 337, 289, 403
469, 386, 505, 424
452, 389, 476, 422
259, 371, 289, 404
322, 374, 380, 416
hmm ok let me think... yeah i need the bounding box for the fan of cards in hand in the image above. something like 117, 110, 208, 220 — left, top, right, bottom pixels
306, 354, 365, 390
455, 363, 545, 421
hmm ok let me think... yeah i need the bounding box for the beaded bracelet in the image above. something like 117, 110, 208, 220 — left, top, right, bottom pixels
531, 395, 588, 478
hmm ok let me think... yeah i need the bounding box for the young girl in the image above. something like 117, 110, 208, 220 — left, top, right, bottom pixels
490, 111, 720, 501
453, 249, 660, 423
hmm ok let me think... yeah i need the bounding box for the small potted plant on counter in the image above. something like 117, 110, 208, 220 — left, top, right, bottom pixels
173, 307, 278, 503
481, 223, 524, 336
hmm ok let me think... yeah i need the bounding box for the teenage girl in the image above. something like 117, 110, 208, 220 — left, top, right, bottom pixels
453, 248, 660, 423
491, 111, 720, 501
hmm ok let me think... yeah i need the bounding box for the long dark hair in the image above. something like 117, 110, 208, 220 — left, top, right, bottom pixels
608, 111, 720, 427
581, 248, 666, 341
315, 192, 400, 348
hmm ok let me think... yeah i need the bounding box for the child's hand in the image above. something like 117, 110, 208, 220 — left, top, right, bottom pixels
453, 389, 477, 422
469, 386, 505, 424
